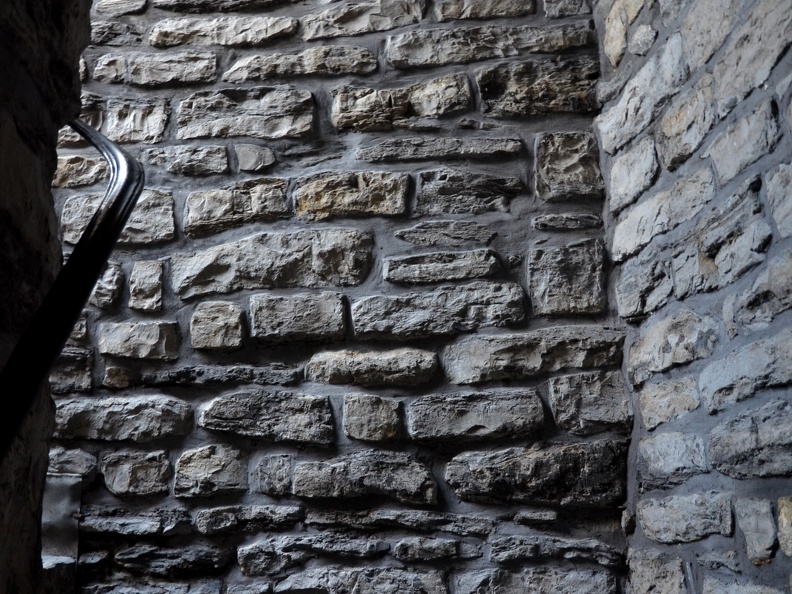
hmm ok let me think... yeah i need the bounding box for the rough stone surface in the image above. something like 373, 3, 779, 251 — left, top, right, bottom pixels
98, 321, 180, 360
49, 447, 97, 484
357, 137, 522, 162
292, 451, 437, 505
199, 390, 334, 445
407, 388, 543, 442
93, 52, 218, 86
306, 348, 437, 386
656, 73, 716, 169
250, 292, 345, 343
53, 155, 108, 187
88, 260, 124, 309
535, 132, 603, 201
608, 136, 657, 213
734, 498, 777, 565
81, 580, 223, 594
255, 455, 293, 496
55, 396, 192, 442
190, 301, 243, 351
638, 432, 708, 490
224, 46, 377, 82
778, 497, 792, 557
149, 16, 297, 47
628, 549, 685, 594
305, 509, 494, 536
276, 569, 446, 594
140, 363, 300, 387
235, 144, 275, 172
113, 544, 231, 577
103, 98, 170, 144
629, 25, 656, 55
489, 534, 622, 567
384, 250, 499, 284
144, 145, 228, 176
128, 260, 163, 312
80, 506, 192, 536
435, 0, 536, 20
95, 0, 146, 15
545, 0, 589, 17
343, 394, 401, 442
50, 346, 93, 394
703, 576, 785, 594
193, 505, 302, 535
416, 169, 522, 214
393, 537, 457, 561
151, 0, 297, 9
446, 440, 627, 506
301, 0, 424, 40
293, 171, 408, 220
639, 377, 700, 430
548, 371, 630, 435
532, 213, 602, 230
100, 451, 171, 497
395, 221, 495, 246
766, 163, 792, 237
454, 567, 615, 594
174, 444, 248, 497
637, 492, 733, 543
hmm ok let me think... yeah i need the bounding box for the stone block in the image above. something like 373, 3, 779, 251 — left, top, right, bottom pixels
656, 74, 715, 170
734, 498, 776, 565
305, 509, 494, 536
627, 549, 685, 594
82, 581, 222, 594
306, 348, 437, 386
80, 505, 191, 536
113, 544, 231, 577
100, 450, 171, 496
532, 213, 602, 230
638, 432, 708, 490
535, 132, 603, 201
407, 388, 543, 443
446, 440, 627, 507
395, 221, 495, 247
528, 239, 604, 315
302, 0, 423, 40
103, 98, 170, 144
250, 291, 344, 343
489, 534, 622, 567
177, 87, 313, 140
88, 261, 123, 309
435, 0, 535, 20
680, 0, 739, 71
628, 25, 656, 55
152, 0, 297, 9
141, 363, 300, 387
55, 396, 192, 442
639, 377, 699, 430
224, 46, 377, 82
149, 16, 297, 47
292, 451, 437, 505
766, 163, 792, 237
171, 229, 371, 298
416, 169, 522, 214
49, 447, 97, 484
128, 261, 163, 312
608, 136, 657, 213
441, 326, 624, 384
199, 390, 333, 445
276, 569, 446, 594
455, 568, 615, 594
190, 301, 244, 351
144, 145, 228, 175
709, 399, 792, 478
49, 346, 93, 394
477, 57, 598, 116
91, 21, 143, 46
93, 52, 217, 86
53, 155, 108, 188
548, 371, 630, 436
174, 444, 248, 497
193, 504, 302, 535
343, 394, 401, 441
703, 576, 785, 594
638, 492, 732, 543
293, 171, 408, 220
393, 537, 457, 561
98, 322, 180, 361
234, 145, 275, 172
778, 497, 792, 557
357, 137, 522, 162
352, 282, 524, 340
255, 455, 292, 496
95, 0, 146, 15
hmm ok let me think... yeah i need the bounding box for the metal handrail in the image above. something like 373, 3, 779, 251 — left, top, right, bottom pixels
0, 119, 144, 461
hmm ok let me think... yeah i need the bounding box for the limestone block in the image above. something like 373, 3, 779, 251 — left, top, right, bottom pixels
49, 447, 97, 484
703, 576, 784, 594
80, 505, 191, 536
778, 497, 792, 557
255, 455, 292, 496
98, 322, 180, 360
100, 450, 171, 496
301, 0, 424, 40
532, 213, 602, 230
103, 98, 169, 144
545, 0, 589, 16
113, 544, 231, 577
174, 444, 248, 497
199, 390, 333, 445
548, 371, 630, 436
150, 16, 297, 47
88, 261, 123, 308
93, 52, 217, 86
608, 136, 657, 213
152, 0, 296, 9
193, 504, 302, 535
292, 451, 437, 505
91, 21, 143, 46
395, 221, 495, 247
170, 229, 371, 298
224, 46, 377, 82
628, 25, 656, 55
535, 132, 603, 201
276, 569, 446, 594
50, 348, 94, 395
639, 377, 699, 430
416, 169, 522, 214
305, 509, 494, 536
250, 291, 344, 343
446, 440, 627, 507
766, 163, 792, 237
455, 568, 615, 594
293, 171, 408, 220
435, 0, 535, 20
53, 155, 108, 188
141, 363, 300, 387
234, 144, 275, 171
638, 492, 732, 543
144, 145, 228, 175
82, 581, 222, 594
343, 394, 401, 441
657, 74, 715, 169
357, 137, 522, 162
95, 0, 146, 15
638, 432, 708, 490
489, 534, 622, 567
55, 396, 192, 442
128, 261, 163, 312
306, 348, 437, 386
190, 301, 243, 351
734, 498, 777, 565
393, 538, 457, 561
407, 388, 543, 442
384, 249, 499, 284
627, 549, 685, 594
680, 0, 740, 71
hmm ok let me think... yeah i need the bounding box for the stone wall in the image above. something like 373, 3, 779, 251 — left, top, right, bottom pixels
49, 0, 635, 592
595, 0, 792, 591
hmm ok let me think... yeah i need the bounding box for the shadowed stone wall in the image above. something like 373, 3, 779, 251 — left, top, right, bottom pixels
595, 0, 792, 591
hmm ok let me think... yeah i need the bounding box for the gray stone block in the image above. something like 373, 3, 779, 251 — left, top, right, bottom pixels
190, 301, 244, 351
637, 492, 732, 544
174, 444, 248, 498
293, 171, 408, 220
343, 394, 401, 442
306, 348, 437, 386
100, 450, 171, 496
149, 16, 297, 47
98, 321, 180, 360
535, 132, 603, 201
548, 371, 630, 436
193, 504, 302, 535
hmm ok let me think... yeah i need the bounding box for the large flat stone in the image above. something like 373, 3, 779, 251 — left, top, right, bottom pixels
306, 348, 437, 386
293, 171, 408, 220
190, 301, 243, 351
144, 145, 228, 176
639, 377, 699, 430
193, 505, 302, 535
140, 363, 300, 387
734, 498, 776, 565
343, 394, 401, 442
548, 371, 631, 436
93, 51, 217, 86
455, 568, 616, 594
489, 534, 622, 567
638, 492, 732, 543
276, 569, 446, 594
113, 544, 231, 578
656, 74, 716, 169
395, 221, 495, 247
224, 46, 377, 82
638, 432, 708, 490
627, 549, 685, 594
100, 450, 171, 496
80, 505, 191, 536
305, 509, 494, 536
703, 576, 784, 594
152, 0, 297, 9
149, 16, 297, 47
435, 0, 535, 20
766, 163, 792, 237
103, 98, 170, 144
608, 136, 657, 213
416, 169, 522, 214
174, 444, 248, 497
357, 137, 522, 162
535, 132, 603, 201
98, 322, 179, 361
384, 249, 499, 284
53, 155, 108, 188
302, 0, 425, 40
250, 292, 345, 343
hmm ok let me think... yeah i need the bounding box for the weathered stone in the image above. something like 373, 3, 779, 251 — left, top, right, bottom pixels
416, 169, 522, 214
532, 213, 602, 230
48, 447, 97, 484
657, 73, 716, 170
235, 145, 275, 172
384, 250, 499, 284
529, 239, 604, 315
709, 399, 792, 478
276, 569, 446, 594
224, 46, 377, 82
386, 23, 594, 68
446, 440, 627, 507
614, 247, 669, 321
128, 261, 163, 312
442, 326, 624, 384
712, 0, 792, 117
103, 98, 170, 144
91, 21, 143, 46
255, 455, 292, 496
93, 52, 217, 86
435, 0, 535, 20
144, 146, 228, 176
638, 432, 707, 490
199, 390, 333, 445
778, 497, 792, 556
102, 366, 134, 390
393, 537, 457, 561
81, 581, 222, 594
352, 282, 524, 340
767, 163, 792, 237
697, 550, 740, 572
302, 0, 424, 40
177, 87, 313, 140
343, 394, 401, 442
55, 396, 192, 442
596, 33, 688, 153
734, 498, 776, 565
193, 505, 302, 535
638, 492, 732, 543
293, 451, 437, 505
100, 450, 171, 496
699, 328, 792, 412
611, 167, 715, 262
627, 309, 719, 385
331, 75, 470, 131
514, 509, 558, 526
395, 221, 495, 247
545, 0, 589, 16
639, 377, 699, 430
703, 576, 784, 594
98, 322, 180, 361
152, 0, 297, 10
490, 534, 622, 567
679, 0, 739, 71
548, 371, 630, 436
455, 567, 615, 594
628, 549, 685, 594
53, 155, 108, 188
171, 229, 371, 298
80, 505, 191, 536
407, 388, 543, 442
95, 0, 145, 15
190, 301, 243, 351
293, 171, 408, 220
477, 57, 598, 116
88, 261, 123, 309
50, 346, 92, 393
150, 16, 297, 47
629, 25, 656, 55
250, 292, 344, 343
114, 544, 231, 577
357, 137, 522, 162
306, 348, 437, 386
305, 509, 494, 536
174, 444, 247, 497
603, 0, 644, 67
609, 137, 657, 213
535, 132, 603, 201
705, 101, 779, 184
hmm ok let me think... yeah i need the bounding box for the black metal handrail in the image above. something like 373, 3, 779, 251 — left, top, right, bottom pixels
0, 119, 144, 461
